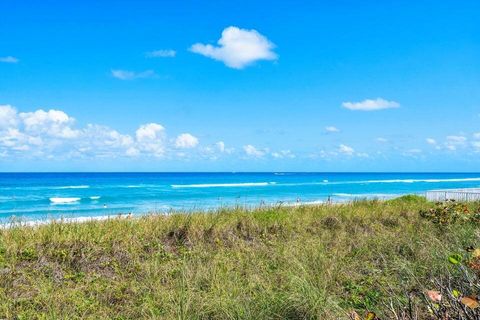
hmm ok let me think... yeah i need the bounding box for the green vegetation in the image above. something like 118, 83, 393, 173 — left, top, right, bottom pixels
0, 196, 479, 319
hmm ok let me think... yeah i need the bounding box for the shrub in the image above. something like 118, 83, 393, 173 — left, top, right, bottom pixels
419, 200, 480, 225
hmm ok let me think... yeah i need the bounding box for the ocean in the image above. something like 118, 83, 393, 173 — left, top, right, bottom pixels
1, 172, 480, 223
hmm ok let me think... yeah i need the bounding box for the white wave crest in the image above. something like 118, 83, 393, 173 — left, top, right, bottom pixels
50, 197, 81, 204
171, 182, 276, 188
280, 177, 480, 187
359, 178, 480, 184
57, 185, 90, 189
332, 193, 401, 198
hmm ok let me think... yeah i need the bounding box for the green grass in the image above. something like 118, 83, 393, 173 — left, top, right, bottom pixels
0, 196, 478, 319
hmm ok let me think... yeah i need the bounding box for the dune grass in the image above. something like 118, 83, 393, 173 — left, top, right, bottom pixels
0, 196, 478, 319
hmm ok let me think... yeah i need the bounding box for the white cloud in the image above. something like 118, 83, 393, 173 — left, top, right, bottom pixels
190, 26, 277, 69
136, 123, 165, 141
0, 105, 226, 160
426, 138, 437, 145
215, 141, 234, 154
376, 137, 388, 143
402, 148, 423, 158
77, 125, 135, 158
0, 105, 18, 129
445, 135, 467, 151
271, 150, 295, 159
338, 144, 354, 155
342, 98, 400, 111
111, 69, 156, 80
472, 141, 480, 151
175, 133, 199, 149
325, 126, 340, 133
146, 49, 176, 58
216, 141, 225, 152
135, 123, 166, 156
83, 125, 133, 148
19, 109, 80, 139
0, 56, 19, 63
243, 144, 265, 157
446, 135, 466, 143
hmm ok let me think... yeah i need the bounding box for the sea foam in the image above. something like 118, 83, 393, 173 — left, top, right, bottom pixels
50, 197, 81, 204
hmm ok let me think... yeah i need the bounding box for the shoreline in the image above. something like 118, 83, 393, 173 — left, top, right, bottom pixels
0, 198, 355, 229
0, 193, 415, 229
12, 187, 480, 229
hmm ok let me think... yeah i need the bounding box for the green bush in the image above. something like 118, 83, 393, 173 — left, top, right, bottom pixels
419, 200, 480, 225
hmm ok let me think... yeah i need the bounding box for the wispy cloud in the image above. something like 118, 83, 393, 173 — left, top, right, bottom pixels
472, 141, 480, 151
243, 144, 266, 157
271, 150, 295, 159
403, 148, 423, 157
325, 126, 340, 133
145, 49, 176, 58
190, 26, 277, 69
111, 69, 156, 80
0, 56, 19, 63
445, 135, 467, 151
342, 98, 400, 111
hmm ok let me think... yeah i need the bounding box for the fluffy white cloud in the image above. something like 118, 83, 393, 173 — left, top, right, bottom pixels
325, 126, 340, 133
146, 49, 176, 58
243, 144, 265, 157
0, 56, 19, 63
426, 138, 437, 145
135, 123, 166, 156
338, 144, 354, 155
175, 133, 199, 149
136, 123, 164, 141
190, 26, 277, 69
83, 124, 133, 147
0, 105, 18, 129
20, 109, 80, 139
111, 69, 156, 80
376, 137, 388, 143
0, 128, 37, 152
0, 105, 199, 159
342, 98, 400, 111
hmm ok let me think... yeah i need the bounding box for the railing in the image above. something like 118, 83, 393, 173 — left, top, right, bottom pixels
426, 189, 480, 202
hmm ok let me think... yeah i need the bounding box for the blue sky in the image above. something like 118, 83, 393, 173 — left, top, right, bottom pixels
1, 0, 479, 172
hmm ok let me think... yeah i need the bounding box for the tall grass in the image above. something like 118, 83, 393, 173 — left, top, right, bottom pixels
0, 196, 478, 319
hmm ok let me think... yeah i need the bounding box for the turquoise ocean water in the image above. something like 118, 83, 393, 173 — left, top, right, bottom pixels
1, 172, 480, 222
